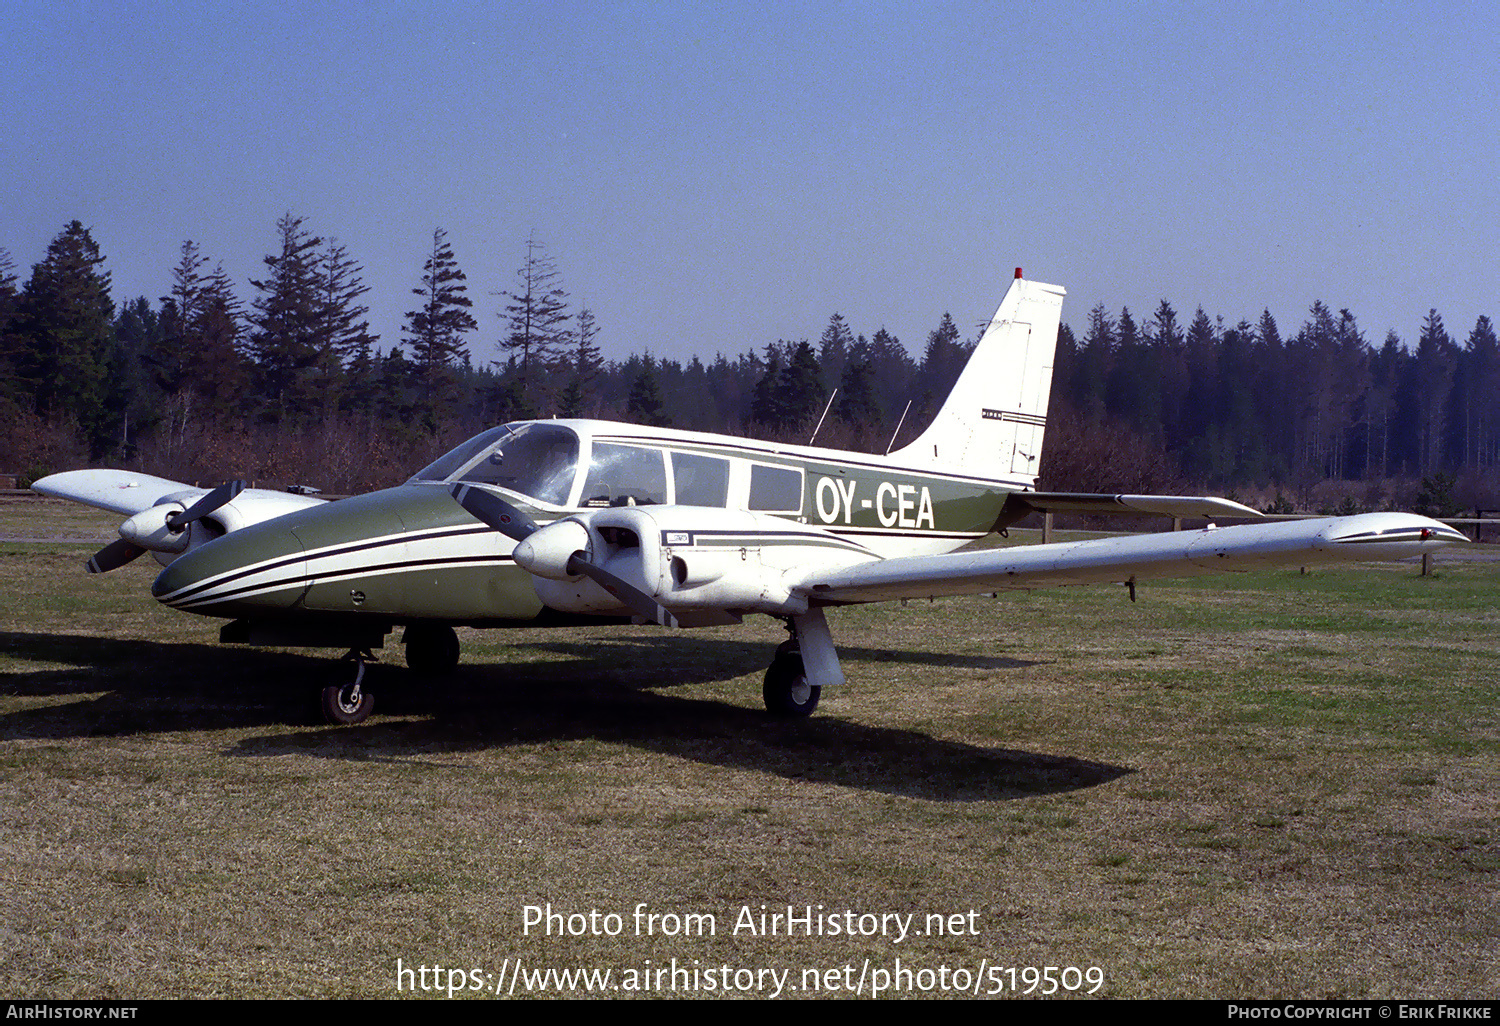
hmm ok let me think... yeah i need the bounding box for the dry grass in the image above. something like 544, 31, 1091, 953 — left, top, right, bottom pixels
1, 505, 1496, 999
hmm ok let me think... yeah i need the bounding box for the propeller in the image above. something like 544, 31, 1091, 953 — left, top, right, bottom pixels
450, 485, 678, 628
565, 552, 680, 629
86, 538, 147, 575
85, 479, 245, 574
449, 483, 539, 542
165, 479, 244, 533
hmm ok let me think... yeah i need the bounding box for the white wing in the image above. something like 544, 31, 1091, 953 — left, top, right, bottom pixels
32, 469, 211, 516
33, 469, 325, 523
33, 469, 328, 572
793, 513, 1466, 605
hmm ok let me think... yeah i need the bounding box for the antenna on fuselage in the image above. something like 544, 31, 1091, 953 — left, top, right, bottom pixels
808, 389, 838, 446
884, 400, 913, 456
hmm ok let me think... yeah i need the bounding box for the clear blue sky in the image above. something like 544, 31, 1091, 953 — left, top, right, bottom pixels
4, 0, 1496, 366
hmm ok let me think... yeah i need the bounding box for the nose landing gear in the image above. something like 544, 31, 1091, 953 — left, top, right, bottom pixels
322, 648, 377, 725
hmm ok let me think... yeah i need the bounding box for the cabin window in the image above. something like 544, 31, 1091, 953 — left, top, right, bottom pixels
671, 452, 729, 507
748, 463, 803, 512
581, 443, 667, 507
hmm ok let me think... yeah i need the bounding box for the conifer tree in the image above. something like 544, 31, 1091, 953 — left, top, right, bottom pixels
750, 344, 785, 429
155, 240, 207, 395
868, 327, 913, 421
626, 356, 669, 427
779, 338, 826, 427
1072, 304, 1115, 419
918, 312, 964, 400
1148, 300, 1187, 450
1414, 309, 1456, 474
106, 296, 163, 456
836, 334, 881, 430
316, 239, 376, 415
1457, 315, 1500, 469
0, 248, 17, 309
192, 263, 248, 420
149, 242, 246, 420
405, 228, 476, 429
0, 248, 25, 408
557, 304, 602, 417
817, 312, 853, 392
499, 234, 570, 410
12, 221, 115, 449
247, 214, 326, 422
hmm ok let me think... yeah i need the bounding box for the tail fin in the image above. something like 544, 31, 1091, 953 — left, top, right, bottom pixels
892, 270, 1065, 481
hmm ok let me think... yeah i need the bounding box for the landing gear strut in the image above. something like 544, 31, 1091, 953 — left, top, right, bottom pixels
763, 639, 820, 717
322, 648, 377, 725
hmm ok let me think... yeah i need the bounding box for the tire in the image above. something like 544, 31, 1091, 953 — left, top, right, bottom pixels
321, 679, 374, 725
404, 623, 460, 675
762, 643, 820, 717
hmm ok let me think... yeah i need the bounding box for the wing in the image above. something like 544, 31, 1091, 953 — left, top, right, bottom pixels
33, 468, 328, 573
32, 469, 211, 516
792, 512, 1467, 605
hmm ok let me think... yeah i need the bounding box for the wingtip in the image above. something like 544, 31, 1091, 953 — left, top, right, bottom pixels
1321, 513, 1468, 553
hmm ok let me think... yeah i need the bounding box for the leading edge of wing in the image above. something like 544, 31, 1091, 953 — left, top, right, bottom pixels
793, 512, 1467, 605
31, 469, 207, 516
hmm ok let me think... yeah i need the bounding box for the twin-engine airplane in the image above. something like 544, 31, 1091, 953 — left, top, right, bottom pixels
35, 271, 1465, 724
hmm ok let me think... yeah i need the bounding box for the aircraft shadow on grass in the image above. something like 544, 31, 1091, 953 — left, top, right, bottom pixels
0, 629, 1129, 800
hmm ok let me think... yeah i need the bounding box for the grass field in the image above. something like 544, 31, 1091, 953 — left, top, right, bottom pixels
1, 496, 1496, 999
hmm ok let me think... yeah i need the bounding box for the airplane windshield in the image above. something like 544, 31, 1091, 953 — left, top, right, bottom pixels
408, 423, 580, 507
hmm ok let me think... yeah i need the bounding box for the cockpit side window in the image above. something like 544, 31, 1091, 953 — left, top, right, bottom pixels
409, 425, 512, 484
409, 424, 580, 507
581, 443, 667, 507
460, 426, 579, 506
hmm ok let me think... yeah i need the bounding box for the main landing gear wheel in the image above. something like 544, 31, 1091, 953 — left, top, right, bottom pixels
403, 623, 460, 675
322, 649, 376, 725
763, 641, 820, 717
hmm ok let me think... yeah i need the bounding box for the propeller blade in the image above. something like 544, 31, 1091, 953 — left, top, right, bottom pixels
566, 553, 680, 629
86, 538, 147, 574
449, 484, 539, 542
165, 479, 245, 532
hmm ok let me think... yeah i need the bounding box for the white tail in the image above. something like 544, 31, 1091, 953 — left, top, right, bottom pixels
892, 271, 1065, 481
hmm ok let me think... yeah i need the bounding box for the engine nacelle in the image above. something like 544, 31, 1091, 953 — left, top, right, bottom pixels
525, 506, 877, 623
126, 489, 326, 568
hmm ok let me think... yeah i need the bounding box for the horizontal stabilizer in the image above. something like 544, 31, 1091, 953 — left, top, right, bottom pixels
795, 512, 1466, 605
997, 491, 1261, 531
